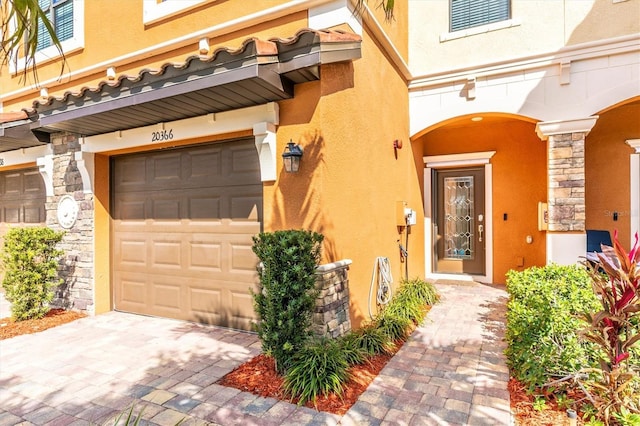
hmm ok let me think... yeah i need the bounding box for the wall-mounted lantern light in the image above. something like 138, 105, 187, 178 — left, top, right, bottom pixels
282, 140, 303, 173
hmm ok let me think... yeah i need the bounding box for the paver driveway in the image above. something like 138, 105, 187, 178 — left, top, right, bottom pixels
0, 282, 512, 425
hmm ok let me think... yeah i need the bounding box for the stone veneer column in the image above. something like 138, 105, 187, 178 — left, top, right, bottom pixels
547, 132, 586, 231
312, 259, 352, 338
49, 132, 95, 313
536, 117, 598, 265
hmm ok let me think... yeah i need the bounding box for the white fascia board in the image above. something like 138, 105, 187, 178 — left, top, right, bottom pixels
83, 102, 279, 153
309, 0, 362, 35
0, 144, 53, 168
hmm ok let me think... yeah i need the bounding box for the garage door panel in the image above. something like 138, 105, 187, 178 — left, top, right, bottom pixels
151, 240, 182, 269
3, 173, 22, 195
230, 243, 259, 273
189, 241, 222, 271
0, 167, 46, 285
230, 194, 262, 220
229, 146, 261, 175
190, 287, 222, 314
24, 171, 45, 192
230, 291, 256, 319
118, 274, 148, 305
151, 198, 182, 219
151, 153, 182, 183
191, 150, 222, 181
24, 205, 45, 223
114, 157, 147, 186
117, 238, 147, 265
116, 199, 147, 220
113, 139, 261, 329
189, 196, 221, 219
189, 283, 253, 328
2, 205, 21, 223
153, 282, 182, 311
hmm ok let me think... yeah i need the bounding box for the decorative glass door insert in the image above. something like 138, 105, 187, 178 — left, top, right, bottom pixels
444, 176, 474, 259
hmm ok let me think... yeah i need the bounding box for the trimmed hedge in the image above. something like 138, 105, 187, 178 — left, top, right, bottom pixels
505, 264, 600, 391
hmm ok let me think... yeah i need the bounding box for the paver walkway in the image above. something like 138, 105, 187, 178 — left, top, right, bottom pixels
0, 282, 511, 425
340, 282, 512, 425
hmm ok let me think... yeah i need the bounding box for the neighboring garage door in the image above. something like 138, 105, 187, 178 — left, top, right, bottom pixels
0, 167, 47, 283
0, 167, 46, 226
112, 139, 263, 330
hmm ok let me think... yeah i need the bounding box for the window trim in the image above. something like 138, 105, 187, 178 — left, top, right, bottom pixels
440, 18, 520, 43
143, 0, 218, 25
9, 0, 84, 74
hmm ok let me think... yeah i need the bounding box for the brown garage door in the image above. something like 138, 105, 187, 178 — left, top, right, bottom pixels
112, 139, 262, 330
0, 167, 47, 284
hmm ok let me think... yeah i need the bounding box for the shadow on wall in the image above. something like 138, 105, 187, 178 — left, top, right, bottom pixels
53, 254, 77, 309
270, 129, 339, 264
64, 157, 83, 193
565, 0, 640, 46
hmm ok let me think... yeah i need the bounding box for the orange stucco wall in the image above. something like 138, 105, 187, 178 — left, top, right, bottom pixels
586, 100, 640, 249
271, 26, 417, 327
416, 119, 547, 284
2, 2, 308, 109
2, 1, 418, 327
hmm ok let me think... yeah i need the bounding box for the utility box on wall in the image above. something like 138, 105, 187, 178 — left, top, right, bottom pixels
538, 202, 548, 231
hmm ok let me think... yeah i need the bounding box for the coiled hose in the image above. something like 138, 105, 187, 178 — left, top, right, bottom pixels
368, 256, 393, 320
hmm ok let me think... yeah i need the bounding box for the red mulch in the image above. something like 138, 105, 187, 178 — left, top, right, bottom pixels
221, 355, 583, 421
0, 308, 86, 340
509, 377, 591, 425
218, 352, 392, 415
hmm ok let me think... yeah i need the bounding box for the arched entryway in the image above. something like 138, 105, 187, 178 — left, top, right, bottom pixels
413, 114, 547, 284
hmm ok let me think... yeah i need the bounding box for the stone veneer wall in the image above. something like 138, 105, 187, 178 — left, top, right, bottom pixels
312, 259, 352, 338
49, 133, 95, 313
547, 132, 586, 231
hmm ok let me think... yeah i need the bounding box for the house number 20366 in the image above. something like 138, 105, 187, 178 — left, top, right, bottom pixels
151, 129, 174, 142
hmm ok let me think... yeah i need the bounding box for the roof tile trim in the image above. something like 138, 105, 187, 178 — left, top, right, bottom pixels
2, 28, 359, 123
0, 111, 29, 124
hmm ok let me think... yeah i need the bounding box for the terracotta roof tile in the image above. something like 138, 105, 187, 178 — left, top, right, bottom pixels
5, 27, 360, 140
33, 29, 308, 109
271, 28, 362, 44
0, 111, 30, 124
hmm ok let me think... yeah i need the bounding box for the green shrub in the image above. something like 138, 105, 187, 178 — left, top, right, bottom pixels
251, 229, 323, 374
382, 278, 439, 325
1, 227, 64, 321
337, 332, 369, 366
382, 289, 424, 324
505, 264, 600, 391
283, 337, 350, 406
398, 277, 441, 306
375, 311, 413, 342
347, 323, 396, 356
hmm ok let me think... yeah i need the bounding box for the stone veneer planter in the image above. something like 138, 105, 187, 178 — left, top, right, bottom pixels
312, 259, 352, 338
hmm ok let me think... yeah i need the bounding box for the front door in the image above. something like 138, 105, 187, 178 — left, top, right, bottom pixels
434, 168, 485, 275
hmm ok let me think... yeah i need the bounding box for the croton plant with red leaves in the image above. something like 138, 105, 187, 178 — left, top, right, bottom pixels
583, 230, 640, 421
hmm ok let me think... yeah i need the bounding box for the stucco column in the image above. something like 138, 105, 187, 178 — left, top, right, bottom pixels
627, 139, 640, 243
536, 117, 598, 265
49, 132, 95, 314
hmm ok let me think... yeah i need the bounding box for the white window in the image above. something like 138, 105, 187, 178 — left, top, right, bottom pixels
143, 0, 216, 25
36, 0, 74, 51
450, 0, 510, 32
9, 0, 83, 73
